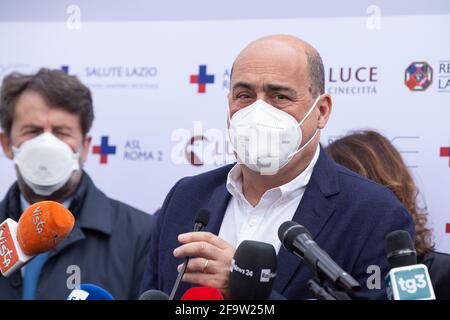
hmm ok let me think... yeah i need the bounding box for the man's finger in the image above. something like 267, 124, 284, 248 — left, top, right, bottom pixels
178, 231, 230, 250
178, 257, 214, 274
173, 241, 217, 259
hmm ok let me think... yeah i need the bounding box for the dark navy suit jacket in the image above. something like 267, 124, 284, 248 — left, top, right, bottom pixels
140, 148, 415, 299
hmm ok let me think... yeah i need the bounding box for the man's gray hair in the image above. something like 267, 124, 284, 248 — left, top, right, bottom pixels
306, 50, 325, 98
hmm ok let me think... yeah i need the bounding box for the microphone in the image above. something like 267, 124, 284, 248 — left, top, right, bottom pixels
0, 201, 75, 277
193, 208, 210, 233
169, 208, 210, 300
181, 287, 224, 300
278, 221, 360, 293
139, 289, 170, 300
17, 201, 75, 255
229, 240, 277, 300
385, 230, 418, 268
67, 284, 114, 300
385, 230, 435, 300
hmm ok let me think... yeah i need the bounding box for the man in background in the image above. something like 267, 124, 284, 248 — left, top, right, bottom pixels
0, 68, 154, 299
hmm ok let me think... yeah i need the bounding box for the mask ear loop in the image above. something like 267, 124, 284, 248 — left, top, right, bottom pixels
287, 128, 319, 161
283, 94, 323, 165
298, 94, 322, 128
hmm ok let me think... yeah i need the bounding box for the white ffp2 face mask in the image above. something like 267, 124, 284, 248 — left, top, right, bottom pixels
228, 95, 322, 174
12, 132, 81, 196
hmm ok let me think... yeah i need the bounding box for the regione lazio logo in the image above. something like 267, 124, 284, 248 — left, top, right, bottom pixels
190, 65, 215, 93
92, 136, 117, 164
404, 62, 433, 91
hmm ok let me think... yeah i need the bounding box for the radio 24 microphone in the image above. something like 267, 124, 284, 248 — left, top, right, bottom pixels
229, 240, 277, 300
169, 208, 210, 300
0, 201, 75, 277
385, 230, 435, 300
278, 221, 360, 293
67, 284, 114, 300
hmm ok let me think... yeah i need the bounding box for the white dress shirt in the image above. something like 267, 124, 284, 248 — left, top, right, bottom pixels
219, 145, 321, 253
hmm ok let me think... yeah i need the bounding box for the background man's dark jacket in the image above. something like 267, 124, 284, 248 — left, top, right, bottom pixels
0, 172, 155, 300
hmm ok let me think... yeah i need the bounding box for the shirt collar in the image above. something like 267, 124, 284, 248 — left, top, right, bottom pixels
226, 144, 321, 206
19, 194, 72, 212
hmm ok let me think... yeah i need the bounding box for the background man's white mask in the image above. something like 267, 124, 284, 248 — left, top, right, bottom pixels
12, 132, 81, 196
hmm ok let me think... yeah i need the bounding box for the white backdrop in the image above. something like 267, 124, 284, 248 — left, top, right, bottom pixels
0, 13, 449, 251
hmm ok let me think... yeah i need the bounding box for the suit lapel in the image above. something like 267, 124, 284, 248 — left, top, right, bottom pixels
175, 151, 341, 295
175, 179, 231, 298
274, 148, 340, 293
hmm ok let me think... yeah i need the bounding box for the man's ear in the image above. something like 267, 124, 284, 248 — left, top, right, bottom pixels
80, 135, 92, 163
317, 94, 332, 129
0, 132, 14, 160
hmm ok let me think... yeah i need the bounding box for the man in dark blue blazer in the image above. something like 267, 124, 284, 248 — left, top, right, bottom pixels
140, 34, 414, 300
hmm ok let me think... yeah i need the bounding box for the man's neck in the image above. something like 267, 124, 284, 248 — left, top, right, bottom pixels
241, 143, 319, 207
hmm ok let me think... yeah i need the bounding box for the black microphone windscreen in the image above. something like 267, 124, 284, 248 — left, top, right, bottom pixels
195, 208, 210, 227
385, 230, 417, 268
278, 221, 310, 252
139, 289, 169, 300
229, 240, 277, 300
